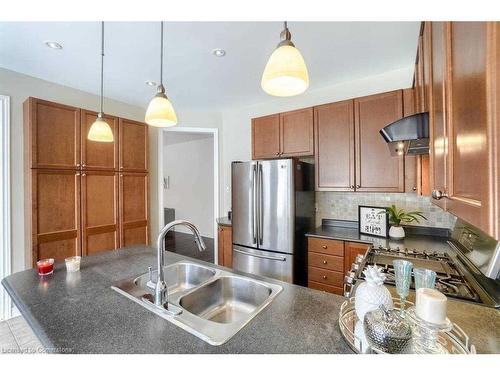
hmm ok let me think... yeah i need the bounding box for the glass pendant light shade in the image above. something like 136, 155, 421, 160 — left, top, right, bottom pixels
88, 113, 114, 142
261, 22, 309, 97
145, 88, 178, 127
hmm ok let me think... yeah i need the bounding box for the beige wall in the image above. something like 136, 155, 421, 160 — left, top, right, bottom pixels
0, 68, 222, 272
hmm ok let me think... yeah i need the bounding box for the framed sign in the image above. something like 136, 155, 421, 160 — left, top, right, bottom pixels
358, 205, 388, 238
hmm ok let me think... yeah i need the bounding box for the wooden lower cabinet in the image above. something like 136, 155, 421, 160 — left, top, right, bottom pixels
81, 171, 119, 255
218, 225, 233, 268
119, 172, 149, 247
344, 242, 370, 274
29, 169, 81, 265
308, 238, 370, 296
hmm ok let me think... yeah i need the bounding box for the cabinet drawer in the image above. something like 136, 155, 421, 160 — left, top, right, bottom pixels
308, 266, 344, 287
308, 237, 344, 256
308, 281, 344, 296
308, 252, 344, 272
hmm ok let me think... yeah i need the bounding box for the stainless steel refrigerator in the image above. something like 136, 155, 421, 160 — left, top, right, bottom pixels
231, 159, 315, 284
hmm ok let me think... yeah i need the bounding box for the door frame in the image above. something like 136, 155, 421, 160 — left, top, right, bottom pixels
0, 95, 11, 320
157, 127, 219, 264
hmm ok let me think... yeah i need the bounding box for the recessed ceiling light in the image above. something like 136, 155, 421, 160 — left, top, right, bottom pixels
44, 41, 63, 50
212, 48, 226, 57
145, 80, 157, 86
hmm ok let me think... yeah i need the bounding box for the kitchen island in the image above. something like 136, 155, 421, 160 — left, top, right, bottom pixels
2, 246, 352, 354
2, 246, 499, 353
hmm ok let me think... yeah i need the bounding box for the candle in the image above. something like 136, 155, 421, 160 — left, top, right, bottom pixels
37, 258, 54, 276
415, 288, 447, 325
65, 256, 81, 272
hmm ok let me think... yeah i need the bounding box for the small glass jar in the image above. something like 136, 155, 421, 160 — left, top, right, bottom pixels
37, 258, 54, 276
65, 256, 81, 272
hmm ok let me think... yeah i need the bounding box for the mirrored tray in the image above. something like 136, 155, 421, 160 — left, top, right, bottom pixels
338, 297, 476, 354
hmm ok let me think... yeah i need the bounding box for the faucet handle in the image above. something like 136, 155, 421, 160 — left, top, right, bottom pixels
148, 266, 153, 282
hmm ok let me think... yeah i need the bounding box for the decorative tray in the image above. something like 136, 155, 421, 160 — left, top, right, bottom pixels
338, 297, 476, 354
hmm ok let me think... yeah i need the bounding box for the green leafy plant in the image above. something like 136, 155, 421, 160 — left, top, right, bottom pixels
380, 205, 427, 226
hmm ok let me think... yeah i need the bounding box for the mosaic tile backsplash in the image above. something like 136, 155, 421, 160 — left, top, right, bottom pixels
316, 192, 457, 229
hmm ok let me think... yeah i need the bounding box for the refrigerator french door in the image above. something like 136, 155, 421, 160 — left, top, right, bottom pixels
231, 159, 297, 283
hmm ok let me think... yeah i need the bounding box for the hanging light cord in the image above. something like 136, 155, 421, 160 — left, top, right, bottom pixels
160, 21, 164, 86
100, 21, 105, 114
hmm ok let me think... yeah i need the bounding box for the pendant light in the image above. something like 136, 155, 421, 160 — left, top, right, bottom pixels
88, 22, 114, 142
145, 22, 178, 127
261, 21, 309, 97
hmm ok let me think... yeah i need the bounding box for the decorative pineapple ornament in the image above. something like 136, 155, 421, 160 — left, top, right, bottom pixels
354, 265, 393, 321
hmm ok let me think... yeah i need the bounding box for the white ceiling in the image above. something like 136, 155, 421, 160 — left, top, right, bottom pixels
0, 22, 420, 112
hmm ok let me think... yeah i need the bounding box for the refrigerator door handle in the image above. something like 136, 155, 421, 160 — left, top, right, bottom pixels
258, 163, 264, 245
233, 248, 286, 262
251, 164, 257, 244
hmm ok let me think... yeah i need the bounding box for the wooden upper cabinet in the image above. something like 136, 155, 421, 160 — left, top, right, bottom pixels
422, 22, 432, 113
81, 110, 119, 170
81, 171, 119, 255
430, 21, 448, 209
252, 114, 280, 159
31, 169, 81, 264
25, 98, 80, 169
119, 118, 148, 172
314, 100, 355, 191
445, 22, 489, 231
119, 172, 149, 247
354, 90, 404, 192
280, 107, 314, 157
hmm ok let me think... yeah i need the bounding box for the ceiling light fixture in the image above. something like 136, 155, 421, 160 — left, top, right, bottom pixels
44, 41, 63, 50
212, 48, 226, 57
88, 22, 114, 142
145, 22, 178, 127
261, 21, 309, 97
145, 80, 157, 86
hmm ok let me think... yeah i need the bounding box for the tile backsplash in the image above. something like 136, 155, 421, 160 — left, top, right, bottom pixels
315, 192, 457, 229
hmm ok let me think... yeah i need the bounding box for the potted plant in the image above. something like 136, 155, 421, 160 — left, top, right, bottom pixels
381, 205, 427, 239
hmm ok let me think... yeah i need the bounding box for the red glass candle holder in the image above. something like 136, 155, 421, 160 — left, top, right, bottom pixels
37, 258, 54, 276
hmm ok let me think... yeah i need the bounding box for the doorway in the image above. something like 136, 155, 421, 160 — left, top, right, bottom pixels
158, 127, 219, 264
0, 95, 11, 320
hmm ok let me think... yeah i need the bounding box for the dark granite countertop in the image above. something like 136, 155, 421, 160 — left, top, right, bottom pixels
2, 246, 351, 354
216, 217, 231, 226
306, 220, 451, 253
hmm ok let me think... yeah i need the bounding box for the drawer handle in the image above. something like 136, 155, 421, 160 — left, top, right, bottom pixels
323, 260, 327, 265
322, 275, 327, 280
322, 245, 327, 249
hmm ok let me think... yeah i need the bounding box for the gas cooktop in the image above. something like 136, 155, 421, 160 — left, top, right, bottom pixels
344, 245, 482, 304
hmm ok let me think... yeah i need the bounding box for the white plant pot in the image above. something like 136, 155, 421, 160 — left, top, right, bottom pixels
389, 225, 405, 240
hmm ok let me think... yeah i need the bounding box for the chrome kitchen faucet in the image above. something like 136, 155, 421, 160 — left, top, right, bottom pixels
154, 220, 206, 312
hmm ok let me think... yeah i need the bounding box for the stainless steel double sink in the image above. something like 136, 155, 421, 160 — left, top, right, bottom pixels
112, 261, 283, 345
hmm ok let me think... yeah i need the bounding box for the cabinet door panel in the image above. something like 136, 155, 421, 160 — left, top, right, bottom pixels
119, 119, 148, 172
32, 169, 81, 264
252, 114, 280, 159
280, 108, 314, 156
28, 98, 80, 169
314, 100, 355, 191
81, 110, 119, 170
446, 22, 488, 230
430, 22, 448, 209
354, 90, 404, 192
81, 171, 119, 255
119, 172, 149, 247
223, 226, 233, 268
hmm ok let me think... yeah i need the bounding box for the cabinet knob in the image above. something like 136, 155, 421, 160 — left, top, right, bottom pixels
322, 275, 327, 280
323, 260, 327, 265
76, 163, 81, 167
82, 173, 86, 177
76, 173, 80, 176
356, 184, 361, 189
322, 245, 327, 249
82, 164, 86, 167
412, 186, 417, 191
432, 190, 448, 200
275, 152, 279, 156
350, 185, 354, 190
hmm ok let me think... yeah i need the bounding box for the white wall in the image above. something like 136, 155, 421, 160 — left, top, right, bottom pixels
220, 66, 414, 213
0, 68, 223, 272
163, 132, 214, 237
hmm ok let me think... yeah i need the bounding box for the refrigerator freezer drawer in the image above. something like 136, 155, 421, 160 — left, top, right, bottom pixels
232, 245, 293, 283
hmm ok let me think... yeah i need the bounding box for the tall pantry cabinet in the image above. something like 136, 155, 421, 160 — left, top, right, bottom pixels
24, 97, 149, 266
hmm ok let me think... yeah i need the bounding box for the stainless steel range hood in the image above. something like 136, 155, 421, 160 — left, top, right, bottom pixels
380, 112, 429, 156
